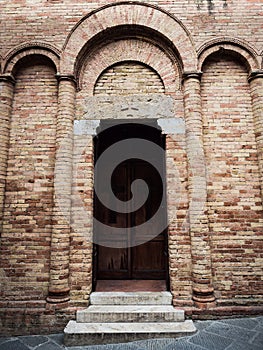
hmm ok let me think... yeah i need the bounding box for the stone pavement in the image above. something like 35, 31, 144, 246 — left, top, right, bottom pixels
0, 317, 262, 350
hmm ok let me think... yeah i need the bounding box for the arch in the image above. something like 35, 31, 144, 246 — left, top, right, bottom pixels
61, 1, 196, 76
198, 37, 261, 72
78, 38, 180, 94
3, 41, 60, 75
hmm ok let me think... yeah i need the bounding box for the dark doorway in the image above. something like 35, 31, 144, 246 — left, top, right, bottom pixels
93, 121, 168, 289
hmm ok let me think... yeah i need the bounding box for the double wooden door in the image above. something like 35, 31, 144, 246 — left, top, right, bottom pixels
93, 123, 168, 281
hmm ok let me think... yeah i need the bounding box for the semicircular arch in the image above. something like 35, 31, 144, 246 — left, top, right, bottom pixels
78, 38, 180, 94
198, 37, 260, 72
61, 2, 196, 76
3, 41, 60, 75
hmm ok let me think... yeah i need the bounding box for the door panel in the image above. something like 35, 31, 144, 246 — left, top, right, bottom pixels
97, 246, 129, 279
132, 236, 166, 279
94, 123, 167, 281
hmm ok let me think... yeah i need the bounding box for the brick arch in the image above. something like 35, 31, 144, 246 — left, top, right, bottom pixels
61, 1, 196, 75
78, 39, 180, 94
3, 42, 60, 75
197, 38, 260, 73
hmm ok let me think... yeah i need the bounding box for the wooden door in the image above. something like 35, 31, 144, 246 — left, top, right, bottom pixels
131, 160, 167, 279
93, 123, 168, 281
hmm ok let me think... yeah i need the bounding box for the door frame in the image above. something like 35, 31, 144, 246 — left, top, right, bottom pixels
92, 120, 170, 290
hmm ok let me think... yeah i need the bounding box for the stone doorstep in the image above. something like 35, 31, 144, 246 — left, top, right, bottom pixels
64, 320, 197, 346
63, 291, 194, 346
77, 305, 185, 323
90, 291, 173, 305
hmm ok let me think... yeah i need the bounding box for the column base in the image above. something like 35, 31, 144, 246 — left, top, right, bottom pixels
46, 288, 70, 303
192, 287, 216, 309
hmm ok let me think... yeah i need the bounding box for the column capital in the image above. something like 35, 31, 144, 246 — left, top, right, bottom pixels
55, 73, 77, 86
248, 70, 263, 83
0, 74, 16, 85
182, 71, 202, 83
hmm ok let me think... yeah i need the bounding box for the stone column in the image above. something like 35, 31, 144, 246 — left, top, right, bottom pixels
182, 72, 215, 308
47, 75, 76, 303
0, 74, 15, 233
248, 70, 263, 202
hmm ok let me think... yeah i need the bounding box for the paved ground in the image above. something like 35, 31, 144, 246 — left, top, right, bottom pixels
0, 317, 262, 350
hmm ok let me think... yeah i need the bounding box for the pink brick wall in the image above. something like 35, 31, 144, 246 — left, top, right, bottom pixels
201, 53, 263, 302
1, 56, 57, 301
0, 1, 262, 58
0, 0, 262, 335
94, 61, 164, 95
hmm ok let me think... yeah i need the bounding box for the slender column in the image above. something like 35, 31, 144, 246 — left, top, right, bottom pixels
248, 71, 263, 202
0, 75, 15, 234
182, 72, 215, 308
47, 75, 76, 303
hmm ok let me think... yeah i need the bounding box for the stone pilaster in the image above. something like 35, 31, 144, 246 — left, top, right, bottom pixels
248, 71, 263, 202
0, 74, 15, 234
182, 72, 215, 308
47, 75, 76, 303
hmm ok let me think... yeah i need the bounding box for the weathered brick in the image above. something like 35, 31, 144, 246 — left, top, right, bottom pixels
0, 0, 262, 336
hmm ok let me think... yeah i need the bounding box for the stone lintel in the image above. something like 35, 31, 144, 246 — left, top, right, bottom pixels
83, 94, 175, 120
74, 117, 185, 136
157, 118, 185, 134
74, 119, 100, 136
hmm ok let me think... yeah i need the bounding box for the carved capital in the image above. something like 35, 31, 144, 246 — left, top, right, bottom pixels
182, 71, 202, 83
56, 73, 77, 86
248, 70, 263, 83
0, 74, 16, 85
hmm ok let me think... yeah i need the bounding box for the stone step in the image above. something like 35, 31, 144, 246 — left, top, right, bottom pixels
90, 291, 173, 305
77, 305, 185, 323
64, 320, 197, 346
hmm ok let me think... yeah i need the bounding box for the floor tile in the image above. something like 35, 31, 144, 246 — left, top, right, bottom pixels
189, 331, 232, 350
205, 322, 257, 342
0, 339, 30, 350
20, 335, 49, 348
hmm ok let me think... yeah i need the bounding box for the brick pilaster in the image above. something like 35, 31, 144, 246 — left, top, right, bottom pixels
0, 75, 15, 234
248, 70, 263, 202
182, 72, 216, 308
47, 75, 76, 303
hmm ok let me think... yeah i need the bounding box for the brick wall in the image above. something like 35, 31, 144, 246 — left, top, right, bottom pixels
0, 56, 57, 302
166, 135, 192, 304
94, 61, 164, 95
0, 0, 262, 336
201, 53, 263, 302
0, 1, 262, 57
70, 135, 93, 304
